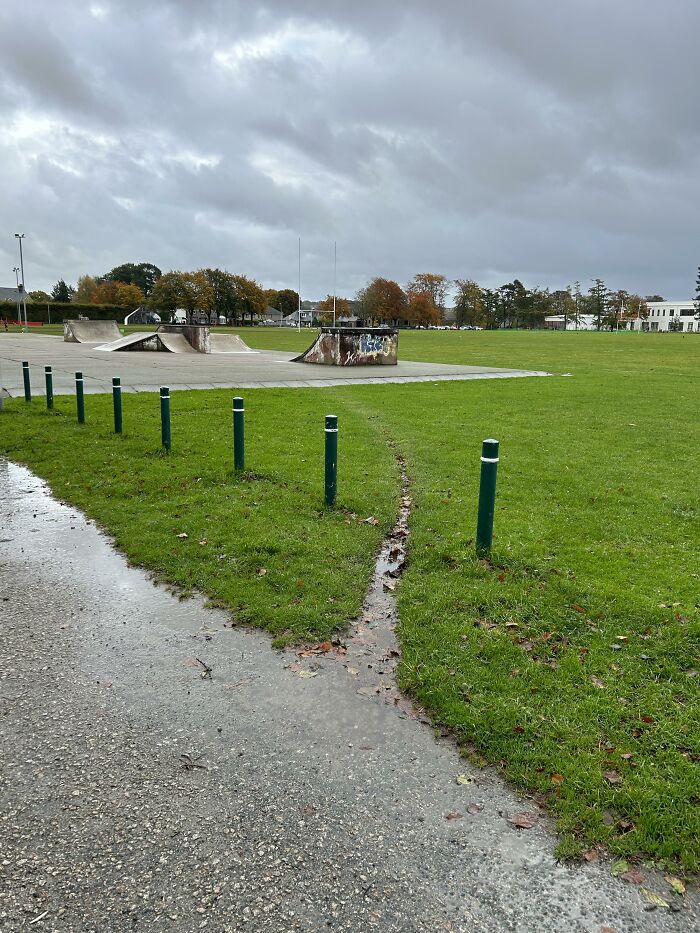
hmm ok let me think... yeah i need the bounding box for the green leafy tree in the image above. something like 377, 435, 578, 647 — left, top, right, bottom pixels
149, 271, 214, 322
270, 288, 300, 318
27, 290, 52, 302
453, 279, 485, 326
103, 262, 162, 296
228, 275, 265, 324
201, 268, 239, 321
51, 279, 74, 302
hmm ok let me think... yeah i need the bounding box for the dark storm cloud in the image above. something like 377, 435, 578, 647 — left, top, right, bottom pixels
1, 0, 698, 299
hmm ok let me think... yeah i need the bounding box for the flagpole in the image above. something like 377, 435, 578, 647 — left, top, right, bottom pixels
333, 241, 337, 328
297, 236, 301, 332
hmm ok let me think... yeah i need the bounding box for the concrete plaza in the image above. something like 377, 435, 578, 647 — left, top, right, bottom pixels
0, 333, 550, 396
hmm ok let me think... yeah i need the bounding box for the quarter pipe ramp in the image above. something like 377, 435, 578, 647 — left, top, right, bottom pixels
64, 320, 122, 343
293, 327, 398, 365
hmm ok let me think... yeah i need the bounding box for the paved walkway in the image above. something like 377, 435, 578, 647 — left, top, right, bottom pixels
0, 460, 695, 932
0, 334, 550, 395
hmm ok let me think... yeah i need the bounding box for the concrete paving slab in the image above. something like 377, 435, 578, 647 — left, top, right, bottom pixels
0, 459, 695, 932
0, 333, 551, 396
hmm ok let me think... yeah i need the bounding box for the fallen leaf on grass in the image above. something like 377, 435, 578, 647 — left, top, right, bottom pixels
639, 888, 669, 909
362, 516, 380, 526
466, 803, 483, 815
582, 848, 599, 862
665, 875, 686, 895
445, 811, 463, 821
604, 770, 623, 785
590, 675, 606, 689
550, 773, 564, 785
198, 538, 208, 546
256, 567, 267, 576
176, 532, 188, 539
620, 869, 645, 885
508, 812, 538, 829
455, 773, 474, 786
571, 603, 586, 613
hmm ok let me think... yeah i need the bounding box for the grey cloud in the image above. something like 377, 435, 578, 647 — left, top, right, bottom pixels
1, 0, 698, 300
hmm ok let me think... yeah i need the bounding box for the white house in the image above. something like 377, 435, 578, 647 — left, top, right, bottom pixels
643, 301, 697, 333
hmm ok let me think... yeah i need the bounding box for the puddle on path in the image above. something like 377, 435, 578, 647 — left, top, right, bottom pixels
286, 455, 428, 722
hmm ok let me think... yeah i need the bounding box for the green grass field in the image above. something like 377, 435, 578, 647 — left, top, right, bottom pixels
1, 329, 698, 872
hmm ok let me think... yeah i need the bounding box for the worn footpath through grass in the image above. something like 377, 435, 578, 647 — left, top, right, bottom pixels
0, 330, 698, 872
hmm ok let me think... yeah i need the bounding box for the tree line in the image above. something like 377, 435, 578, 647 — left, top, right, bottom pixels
29, 261, 686, 330
34, 263, 303, 325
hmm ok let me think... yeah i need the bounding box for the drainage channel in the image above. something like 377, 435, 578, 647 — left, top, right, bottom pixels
286, 455, 427, 722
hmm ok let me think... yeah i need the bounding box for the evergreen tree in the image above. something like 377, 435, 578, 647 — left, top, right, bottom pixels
50, 279, 74, 302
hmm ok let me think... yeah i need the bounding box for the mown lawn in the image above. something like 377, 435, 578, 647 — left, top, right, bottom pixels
0, 330, 698, 872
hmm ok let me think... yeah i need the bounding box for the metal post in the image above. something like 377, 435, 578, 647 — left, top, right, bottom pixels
112, 378, 122, 434
476, 439, 499, 556
75, 372, 85, 423
324, 414, 338, 507
232, 396, 245, 471
22, 362, 31, 402
45, 366, 53, 410
160, 386, 171, 451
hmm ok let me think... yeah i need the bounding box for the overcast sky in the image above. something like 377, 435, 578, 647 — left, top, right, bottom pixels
1, 0, 698, 300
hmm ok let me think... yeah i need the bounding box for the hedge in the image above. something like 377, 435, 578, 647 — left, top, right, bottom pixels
0, 302, 125, 324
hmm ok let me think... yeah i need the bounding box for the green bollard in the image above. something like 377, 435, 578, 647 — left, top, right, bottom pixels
324, 414, 338, 507
232, 396, 245, 471
112, 378, 123, 434
475, 438, 499, 556
45, 366, 53, 410
160, 386, 171, 452
22, 362, 31, 402
75, 372, 85, 423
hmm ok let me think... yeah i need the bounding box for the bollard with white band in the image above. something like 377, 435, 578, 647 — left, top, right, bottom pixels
22, 362, 31, 402
75, 372, 85, 423
112, 378, 123, 434
476, 438, 499, 556
45, 366, 53, 410
233, 396, 245, 471
324, 414, 338, 507
160, 386, 171, 451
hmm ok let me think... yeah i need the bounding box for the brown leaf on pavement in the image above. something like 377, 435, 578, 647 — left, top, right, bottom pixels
508, 812, 538, 829
466, 803, 483, 815
445, 811, 463, 821
620, 869, 645, 884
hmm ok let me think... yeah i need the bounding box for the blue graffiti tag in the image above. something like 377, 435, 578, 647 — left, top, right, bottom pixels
359, 334, 385, 354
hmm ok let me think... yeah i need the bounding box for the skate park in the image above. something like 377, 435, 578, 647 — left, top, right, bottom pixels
0, 328, 550, 397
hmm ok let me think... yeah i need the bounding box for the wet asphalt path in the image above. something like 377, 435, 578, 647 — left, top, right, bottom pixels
0, 459, 696, 932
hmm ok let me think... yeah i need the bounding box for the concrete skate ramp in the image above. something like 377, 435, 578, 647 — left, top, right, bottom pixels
156, 332, 198, 353
209, 333, 256, 353
293, 327, 398, 365
64, 319, 121, 343
95, 332, 157, 352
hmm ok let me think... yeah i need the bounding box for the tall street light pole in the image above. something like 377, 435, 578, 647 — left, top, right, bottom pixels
13, 266, 21, 326
14, 234, 28, 332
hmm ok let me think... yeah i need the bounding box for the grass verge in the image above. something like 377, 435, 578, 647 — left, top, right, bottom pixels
0, 330, 697, 871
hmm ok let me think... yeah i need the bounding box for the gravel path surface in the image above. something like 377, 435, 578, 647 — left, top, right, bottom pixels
0, 458, 696, 932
